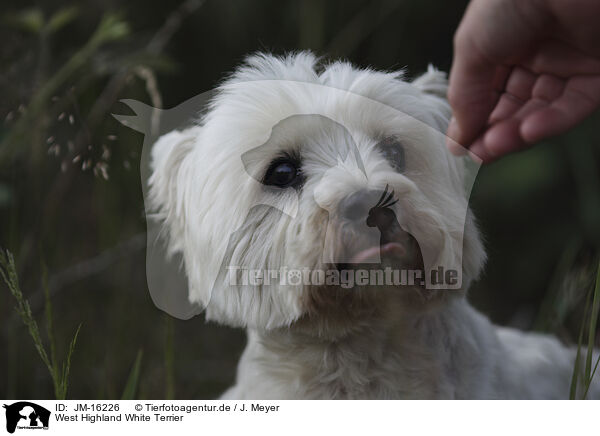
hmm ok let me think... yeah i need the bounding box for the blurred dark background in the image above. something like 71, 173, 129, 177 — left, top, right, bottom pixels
1, 0, 599, 399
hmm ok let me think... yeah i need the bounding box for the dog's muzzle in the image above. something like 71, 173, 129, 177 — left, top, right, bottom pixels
336, 187, 423, 269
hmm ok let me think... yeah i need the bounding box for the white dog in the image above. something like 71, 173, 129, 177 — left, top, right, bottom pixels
148, 52, 599, 399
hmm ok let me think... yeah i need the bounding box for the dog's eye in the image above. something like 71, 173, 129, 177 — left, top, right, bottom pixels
377, 137, 405, 172
263, 159, 302, 188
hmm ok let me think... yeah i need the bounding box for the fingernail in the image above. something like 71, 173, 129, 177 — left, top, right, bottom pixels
446, 117, 459, 147
468, 141, 487, 164
447, 117, 458, 137
447, 141, 467, 156
446, 117, 468, 155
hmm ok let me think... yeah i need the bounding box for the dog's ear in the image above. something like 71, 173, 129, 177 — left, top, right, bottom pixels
412, 65, 448, 100
149, 127, 199, 254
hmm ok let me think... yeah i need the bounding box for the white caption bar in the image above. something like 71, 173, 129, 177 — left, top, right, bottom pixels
1, 400, 597, 436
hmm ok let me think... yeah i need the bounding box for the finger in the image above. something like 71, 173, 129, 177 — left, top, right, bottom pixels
489, 74, 563, 131
482, 117, 526, 158
446, 130, 469, 156
521, 75, 600, 142
524, 40, 600, 77
467, 74, 569, 160
512, 95, 551, 121
469, 137, 496, 163
447, 50, 507, 149
482, 97, 550, 158
505, 67, 537, 100
489, 92, 525, 124
489, 67, 538, 123
531, 74, 565, 102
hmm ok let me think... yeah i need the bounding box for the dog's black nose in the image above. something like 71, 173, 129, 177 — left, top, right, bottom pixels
339, 189, 379, 222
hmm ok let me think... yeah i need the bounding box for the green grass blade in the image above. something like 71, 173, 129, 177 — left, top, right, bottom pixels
42, 262, 58, 368
581, 261, 600, 399
42, 261, 60, 397
1, 249, 82, 400
0, 250, 53, 374
583, 353, 600, 400
121, 349, 143, 400
585, 261, 600, 381
569, 288, 592, 399
59, 323, 82, 400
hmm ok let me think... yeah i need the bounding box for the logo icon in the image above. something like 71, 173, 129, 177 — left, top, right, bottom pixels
3, 402, 50, 434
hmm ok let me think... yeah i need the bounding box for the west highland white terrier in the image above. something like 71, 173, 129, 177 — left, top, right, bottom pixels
147, 52, 599, 399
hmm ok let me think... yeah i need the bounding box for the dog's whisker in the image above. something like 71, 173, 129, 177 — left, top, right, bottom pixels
384, 198, 398, 208
374, 184, 390, 208
380, 189, 395, 208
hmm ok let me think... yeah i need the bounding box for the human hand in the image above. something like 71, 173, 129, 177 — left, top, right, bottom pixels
446, 0, 600, 162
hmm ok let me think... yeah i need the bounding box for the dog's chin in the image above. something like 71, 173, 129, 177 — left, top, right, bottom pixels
290, 231, 459, 339
293, 281, 458, 340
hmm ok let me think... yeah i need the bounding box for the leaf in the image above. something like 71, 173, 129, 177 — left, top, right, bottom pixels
47, 7, 79, 33
121, 349, 143, 400
5, 8, 45, 34
93, 13, 130, 44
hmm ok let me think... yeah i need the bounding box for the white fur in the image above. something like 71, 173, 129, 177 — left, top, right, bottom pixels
149, 52, 599, 399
